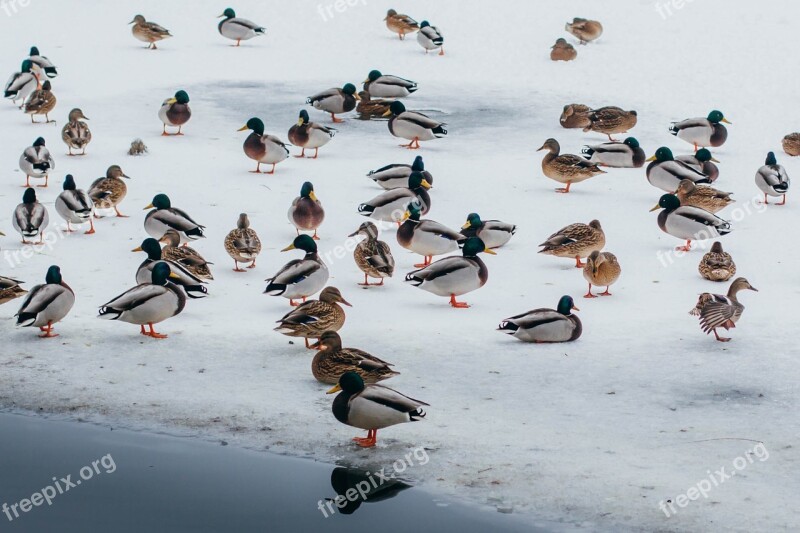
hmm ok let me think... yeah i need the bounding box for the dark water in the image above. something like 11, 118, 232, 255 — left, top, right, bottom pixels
0, 412, 544, 532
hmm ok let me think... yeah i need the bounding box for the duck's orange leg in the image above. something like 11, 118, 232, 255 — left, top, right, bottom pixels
449, 294, 470, 308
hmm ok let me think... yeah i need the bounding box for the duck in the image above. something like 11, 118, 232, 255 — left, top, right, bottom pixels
160, 229, 213, 280
565, 17, 603, 43
367, 155, 433, 190
144, 193, 205, 243
288, 181, 325, 239
689, 277, 757, 342
584, 107, 637, 141
755, 151, 790, 205
88, 165, 130, 218
646, 147, 711, 192
359, 171, 432, 223
327, 371, 428, 448
560, 104, 592, 129
582, 137, 646, 168
669, 110, 730, 150
349, 222, 395, 286
498, 295, 582, 343
288, 110, 336, 158
224, 213, 262, 272
582, 251, 621, 298
28, 47, 57, 78
405, 236, 495, 308
99, 261, 185, 339
265, 235, 329, 306
460, 213, 516, 249
306, 83, 358, 123
61, 108, 91, 156
674, 179, 734, 214
396, 204, 462, 268
0, 276, 27, 306
159, 90, 191, 135
133, 238, 208, 299
538, 138, 605, 193
417, 21, 444, 55
19, 137, 54, 187
650, 194, 731, 251
12, 188, 48, 245
550, 38, 576, 61
312, 332, 399, 385
130, 14, 172, 49
23, 80, 56, 123
363, 70, 418, 98
274, 287, 351, 348
15, 265, 74, 338
217, 7, 265, 46
384, 9, 419, 40
356, 91, 395, 119
698, 242, 736, 282
55, 175, 95, 234
782, 133, 800, 157
384, 101, 446, 149
676, 148, 720, 182
4, 60, 39, 106
238, 117, 289, 173
538, 220, 605, 267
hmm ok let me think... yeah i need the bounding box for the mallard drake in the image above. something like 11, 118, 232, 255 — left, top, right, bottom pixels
538, 138, 605, 193
5, 60, 39, 106
397, 204, 462, 268
55, 175, 95, 234
646, 147, 711, 192
498, 295, 582, 343
359, 171, 431, 223
311, 332, 398, 384
356, 91, 395, 119
417, 21, 444, 55
367, 155, 433, 190
675, 179, 734, 214
0, 276, 27, 306
217, 7, 265, 46
583, 251, 621, 298
307, 83, 358, 123
689, 277, 757, 342
130, 14, 172, 49
584, 107, 637, 141
583, 137, 645, 168
755, 151, 789, 205
274, 287, 351, 347
88, 165, 130, 217
159, 90, 191, 135
461, 213, 515, 249
99, 261, 185, 339
676, 148, 720, 182
538, 220, 605, 267
384, 101, 446, 149
363, 70, 418, 98
13, 188, 48, 245
669, 110, 731, 150
144, 193, 205, 243
133, 238, 208, 299
698, 242, 736, 282
288, 181, 325, 239
782, 133, 800, 157
265, 235, 329, 306
349, 222, 395, 286
384, 9, 419, 40
23, 80, 56, 123
238, 117, 289, 173
327, 371, 427, 448
19, 137, 54, 187
550, 38, 576, 61
28, 47, 57, 78
160, 229, 213, 280
405, 237, 495, 308
288, 110, 336, 158
560, 104, 592, 129
224, 213, 262, 272
565, 17, 603, 43
15, 265, 74, 338
650, 194, 731, 251
61, 108, 91, 156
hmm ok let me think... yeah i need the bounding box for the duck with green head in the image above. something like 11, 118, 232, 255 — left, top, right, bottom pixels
217, 7, 265, 46
650, 193, 731, 252
676, 148, 720, 181
19, 136, 54, 188
287, 109, 336, 158
358, 171, 432, 223
133, 238, 208, 298
461, 213, 516, 249
582, 137, 646, 168
55, 174, 95, 234
417, 21, 444, 55
397, 203, 463, 267
288, 181, 325, 239
384, 101, 446, 149
4, 59, 39, 105
306, 83, 359, 123
498, 295, 582, 343
755, 151, 790, 205
15, 265, 74, 338
13, 187, 48, 245
28, 46, 58, 78
159, 90, 191, 135
645, 147, 711, 192
264, 234, 329, 306
367, 155, 433, 190
669, 110, 731, 150
144, 193, 205, 244
238, 117, 289, 173
363, 70, 418, 98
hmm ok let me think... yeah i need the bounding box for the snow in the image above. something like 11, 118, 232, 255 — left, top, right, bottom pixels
1, 1, 799, 531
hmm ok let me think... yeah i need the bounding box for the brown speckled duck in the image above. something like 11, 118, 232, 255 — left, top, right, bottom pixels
274, 287, 351, 348
550, 38, 576, 61
130, 14, 172, 49
782, 133, 800, 157
384, 9, 419, 40
160, 229, 213, 280
224, 213, 262, 271
698, 242, 736, 282
538, 138, 605, 193
565, 18, 603, 43
584, 106, 637, 141
356, 91, 395, 119
539, 220, 605, 267
560, 104, 593, 129
311, 331, 399, 385
24, 80, 56, 123
689, 277, 757, 342
675, 179, 734, 214
583, 251, 621, 298
349, 222, 395, 286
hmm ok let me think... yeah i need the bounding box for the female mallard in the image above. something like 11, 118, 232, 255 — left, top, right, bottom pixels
159, 90, 191, 135
584, 106, 637, 141
676, 148, 720, 182
61, 108, 91, 156
15, 265, 74, 338
159, 229, 212, 280
13, 188, 48, 245
583, 137, 645, 168
405, 236, 495, 308
274, 287, 351, 347
5, 60, 39, 106
28, 47, 57, 78
288, 110, 336, 158
417, 21, 444, 55
99, 261, 185, 339
55, 174, 95, 234
384, 101, 446, 149
367, 155, 433, 190
217, 8, 265, 46
327, 371, 427, 448
349, 222, 395, 285
397, 204, 462, 268
538, 138, 605, 193
461, 213, 515, 249
565, 17, 603, 43
224, 213, 261, 272
288, 181, 325, 239
238, 117, 289, 173
550, 38, 576, 61
359, 171, 431, 223
675, 179, 734, 214
669, 110, 730, 150
356, 91, 395, 119
306, 83, 358, 123
583, 251, 621, 298
538, 219, 605, 267
560, 104, 592, 129
130, 15, 172, 49
384, 9, 419, 40
312, 332, 399, 384
646, 147, 711, 192
689, 277, 757, 342
265, 235, 329, 306
498, 295, 582, 343
23, 80, 56, 123
19, 137, 54, 187
88, 165, 130, 217
0, 276, 26, 306
698, 242, 736, 282
363, 70, 418, 98
133, 238, 208, 299
144, 193, 205, 243
755, 151, 790, 205
782, 133, 800, 157
650, 194, 731, 251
